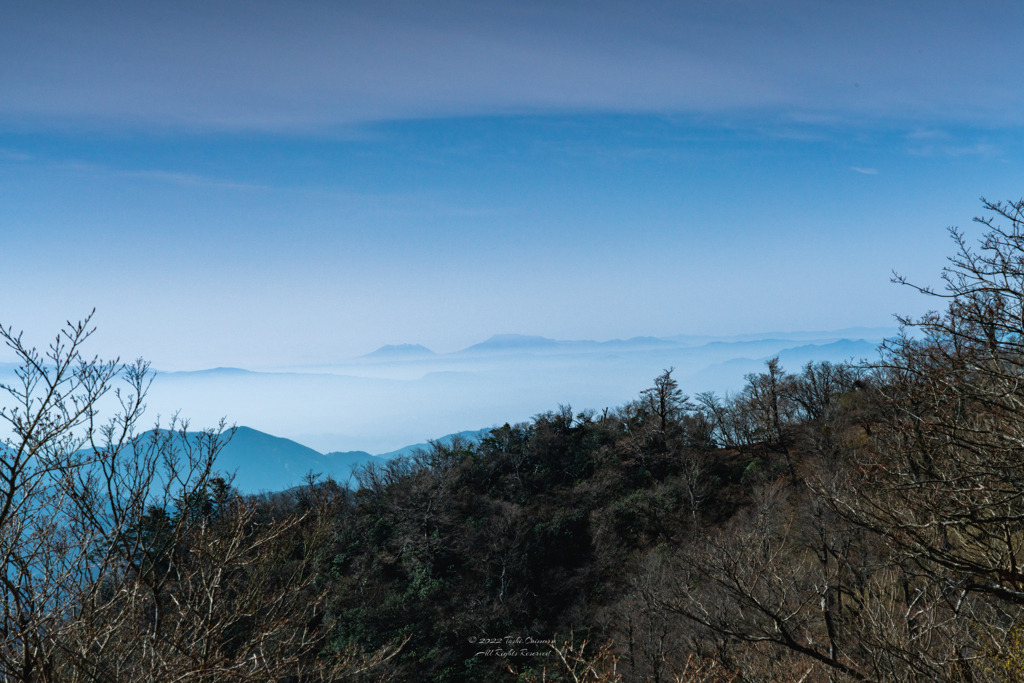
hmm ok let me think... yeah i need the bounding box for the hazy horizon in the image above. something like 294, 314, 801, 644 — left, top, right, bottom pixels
128, 327, 890, 454
4, 1, 1024, 373
142, 325, 900, 371
0, 323, 896, 454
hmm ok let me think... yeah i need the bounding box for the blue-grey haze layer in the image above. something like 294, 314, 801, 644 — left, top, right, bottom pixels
0, 329, 892, 492
137, 329, 891, 456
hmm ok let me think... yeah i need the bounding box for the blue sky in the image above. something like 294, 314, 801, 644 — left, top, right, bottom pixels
2, 0, 1024, 369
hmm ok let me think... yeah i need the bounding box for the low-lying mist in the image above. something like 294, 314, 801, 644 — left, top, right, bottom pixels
139, 329, 892, 454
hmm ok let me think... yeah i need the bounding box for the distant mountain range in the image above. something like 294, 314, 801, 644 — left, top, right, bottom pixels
666, 327, 898, 346
453, 333, 691, 356
96, 327, 902, 461
214, 426, 492, 493
459, 334, 562, 354
208, 338, 879, 492
1, 328, 900, 495
369, 428, 493, 459
358, 328, 897, 360
684, 339, 878, 391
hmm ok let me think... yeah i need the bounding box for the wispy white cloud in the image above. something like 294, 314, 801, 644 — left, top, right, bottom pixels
43, 158, 272, 190
906, 142, 1000, 158
0, 149, 33, 161
116, 169, 269, 191
851, 167, 878, 175
906, 128, 948, 140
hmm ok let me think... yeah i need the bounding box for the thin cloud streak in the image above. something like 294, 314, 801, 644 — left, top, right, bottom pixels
0, 149, 32, 160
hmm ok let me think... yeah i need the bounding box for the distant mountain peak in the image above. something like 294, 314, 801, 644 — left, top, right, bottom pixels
362, 344, 436, 359
460, 334, 560, 354
324, 449, 372, 459
453, 333, 691, 356
486, 334, 554, 343
164, 366, 256, 377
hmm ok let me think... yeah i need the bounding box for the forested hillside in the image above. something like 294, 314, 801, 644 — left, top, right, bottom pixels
7, 201, 1024, 682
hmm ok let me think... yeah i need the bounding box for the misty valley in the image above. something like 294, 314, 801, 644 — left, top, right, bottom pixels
137, 330, 887, 460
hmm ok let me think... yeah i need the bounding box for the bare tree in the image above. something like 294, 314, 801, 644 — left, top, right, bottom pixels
0, 315, 402, 682
694, 392, 756, 453
841, 200, 1024, 607
678, 450, 715, 529
743, 358, 798, 483
0, 312, 143, 681
821, 199, 1024, 676
641, 369, 689, 435
659, 201, 1024, 682
786, 362, 860, 425
785, 361, 866, 467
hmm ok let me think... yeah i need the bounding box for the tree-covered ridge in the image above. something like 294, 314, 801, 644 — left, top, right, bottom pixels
308, 358, 872, 683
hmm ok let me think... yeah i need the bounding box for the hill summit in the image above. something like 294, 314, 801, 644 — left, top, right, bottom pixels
362, 343, 436, 359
